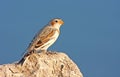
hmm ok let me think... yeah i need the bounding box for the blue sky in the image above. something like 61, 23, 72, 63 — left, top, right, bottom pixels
0, 0, 120, 77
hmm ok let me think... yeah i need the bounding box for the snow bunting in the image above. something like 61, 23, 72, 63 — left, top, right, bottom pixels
18, 18, 64, 64
27, 18, 64, 53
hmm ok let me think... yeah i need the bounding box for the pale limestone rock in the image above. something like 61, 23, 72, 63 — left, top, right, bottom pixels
0, 52, 83, 77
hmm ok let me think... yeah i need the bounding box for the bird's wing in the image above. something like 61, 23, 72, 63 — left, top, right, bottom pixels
34, 27, 56, 48
27, 26, 57, 51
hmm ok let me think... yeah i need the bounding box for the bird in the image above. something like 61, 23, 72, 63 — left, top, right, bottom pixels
27, 18, 64, 53
18, 18, 64, 64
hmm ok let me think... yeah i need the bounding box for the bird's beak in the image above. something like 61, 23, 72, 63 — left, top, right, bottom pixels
59, 20, 64, 25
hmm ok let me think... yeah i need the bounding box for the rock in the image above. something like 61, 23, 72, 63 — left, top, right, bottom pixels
0, 51, 83, 77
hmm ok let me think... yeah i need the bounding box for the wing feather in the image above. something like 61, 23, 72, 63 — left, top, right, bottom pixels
35, 28, 56, 48
27, 26, 56, 51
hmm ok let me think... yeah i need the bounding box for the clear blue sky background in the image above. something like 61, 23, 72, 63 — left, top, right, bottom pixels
0, 0, 120, 77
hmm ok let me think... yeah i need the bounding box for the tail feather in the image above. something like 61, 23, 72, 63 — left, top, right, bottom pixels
17, 50, 35, 65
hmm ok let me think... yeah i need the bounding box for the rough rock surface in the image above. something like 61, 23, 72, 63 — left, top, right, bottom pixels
0, 51, 83, 77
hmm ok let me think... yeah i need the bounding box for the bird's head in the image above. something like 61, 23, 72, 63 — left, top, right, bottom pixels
49, 18, 64, 29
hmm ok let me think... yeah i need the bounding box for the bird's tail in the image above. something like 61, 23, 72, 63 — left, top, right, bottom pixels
17, 50, 35, 65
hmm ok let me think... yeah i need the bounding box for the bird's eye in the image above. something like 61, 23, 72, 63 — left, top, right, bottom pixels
55, 20, 58, 23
